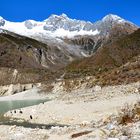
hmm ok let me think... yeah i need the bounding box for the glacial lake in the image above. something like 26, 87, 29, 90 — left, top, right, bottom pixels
0, 98, 50, 114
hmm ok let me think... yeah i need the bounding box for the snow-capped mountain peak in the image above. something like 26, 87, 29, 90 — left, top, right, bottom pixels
50, 13, 69, 19
44, 13, 69, 23
60, 13, 69, 18
0, 14, 138, 69
102, 14, 126, 24
0, 13, 138, 40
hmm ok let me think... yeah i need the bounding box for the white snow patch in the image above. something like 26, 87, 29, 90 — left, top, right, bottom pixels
52, 28, 100, 38
1, 20, 100, 39
1, 20, 46, 37
81, 52, 89, 57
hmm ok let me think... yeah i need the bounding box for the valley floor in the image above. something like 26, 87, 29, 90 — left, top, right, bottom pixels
0, 82, 140, 140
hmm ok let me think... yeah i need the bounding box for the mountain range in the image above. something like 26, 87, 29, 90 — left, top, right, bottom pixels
0, 14, 139, 85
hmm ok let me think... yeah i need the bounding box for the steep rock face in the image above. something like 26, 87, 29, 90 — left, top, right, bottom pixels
0, 31, 47, 69
63, 36, 100, 54
0, 30, 84, 70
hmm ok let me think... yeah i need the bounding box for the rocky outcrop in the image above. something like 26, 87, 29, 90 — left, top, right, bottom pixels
0, 17, 5, 27
0, 83, 41, 96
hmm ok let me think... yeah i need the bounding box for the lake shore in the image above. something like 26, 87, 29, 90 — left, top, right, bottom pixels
0, 87, 48, 101
0, 82, 139, 140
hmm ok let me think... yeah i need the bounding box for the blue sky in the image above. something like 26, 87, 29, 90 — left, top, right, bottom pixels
0, 0, 140, 26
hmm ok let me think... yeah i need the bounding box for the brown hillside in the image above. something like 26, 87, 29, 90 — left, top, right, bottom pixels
65, 29, 140, 85
0, 31, 61, 85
